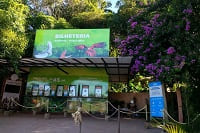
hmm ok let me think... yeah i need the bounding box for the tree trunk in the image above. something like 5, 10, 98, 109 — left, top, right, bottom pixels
176, 88, 183, 122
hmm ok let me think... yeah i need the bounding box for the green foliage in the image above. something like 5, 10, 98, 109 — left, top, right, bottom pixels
25, 13, 73, 57
162, 124, 186, 133
0, 29, 28, 59
109, 83, 128, 93
70, 11, 112, 28
129, 73, 150, 92
0, 0, 29, 32
54, 18, 73, 29
0, 0, 29, 68
28, 13, 56, 30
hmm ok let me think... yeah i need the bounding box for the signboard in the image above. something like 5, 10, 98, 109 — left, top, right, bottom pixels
33, 29, 110, 58
149, 81, 164, 117
82, 85, 89, 97
95, 86, 102, 97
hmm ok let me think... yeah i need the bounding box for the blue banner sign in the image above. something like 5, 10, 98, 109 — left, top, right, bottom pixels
149, 81, 164, 117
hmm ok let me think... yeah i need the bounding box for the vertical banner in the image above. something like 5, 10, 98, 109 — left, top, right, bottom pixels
149, 81, 165, 117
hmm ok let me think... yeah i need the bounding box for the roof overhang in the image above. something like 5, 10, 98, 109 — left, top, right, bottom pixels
0, 57, 134, 83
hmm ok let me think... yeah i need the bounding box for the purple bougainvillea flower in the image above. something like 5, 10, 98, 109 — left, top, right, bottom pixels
185, 21, 190, 31
165, 67, 170, 71
167, 47, 176, 54
131, 22, 138, 29
134, 50, 139, 55
128, 49, 134, 56
139, 56, 143, 60
114, 38, 120, 43
143, 48, 151, 53
149, 43, 154, 48
128, 17, 133, 23
121, 40, 127, 45
142, 25, 153, 35
150, 14, 160, 26
131, 64, 139, 72
135, 59, 141, 65
156, 59, 161, 64
183, 9, 192, 14
175, 55, 182, 61
191, 59, 196, 64
153, 14, 160, 20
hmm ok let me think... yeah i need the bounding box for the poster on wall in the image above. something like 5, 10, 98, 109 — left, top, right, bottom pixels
82, 85, 89, 97
57, 85, 64, 96
51, 85, 56, 96
32, 84, 39, 96
63, 85, 68, 96
44, 85, 51, 96
95, 86, 102, 97
38, 85, 44, 96
69, 85, 76, 97
33, 29, 110, 58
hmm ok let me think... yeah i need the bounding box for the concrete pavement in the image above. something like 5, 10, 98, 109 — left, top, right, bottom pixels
0, 113, 162, 133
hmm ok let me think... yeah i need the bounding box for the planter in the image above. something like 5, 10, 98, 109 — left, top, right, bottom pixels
44, 113, 51, 119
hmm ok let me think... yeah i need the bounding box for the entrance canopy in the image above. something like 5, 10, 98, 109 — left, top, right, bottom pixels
0, 57, 133, 83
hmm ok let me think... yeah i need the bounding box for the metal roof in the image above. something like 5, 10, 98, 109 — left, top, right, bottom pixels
0, 57, 134, 83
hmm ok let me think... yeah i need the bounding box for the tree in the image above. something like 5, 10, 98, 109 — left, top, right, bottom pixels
25, 12, 73, 57
0, 0, 29, 66
27, 0, 64, 18
116, 0, 200, 124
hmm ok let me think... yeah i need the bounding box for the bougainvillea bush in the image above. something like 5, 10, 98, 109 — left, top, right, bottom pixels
117, 0, 199, 84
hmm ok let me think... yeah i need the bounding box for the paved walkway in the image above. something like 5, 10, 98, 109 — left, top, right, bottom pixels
0, 113, 162, 133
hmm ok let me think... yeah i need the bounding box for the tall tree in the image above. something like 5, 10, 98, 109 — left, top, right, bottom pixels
116, 0, 200, 124
0, 0, 29, 67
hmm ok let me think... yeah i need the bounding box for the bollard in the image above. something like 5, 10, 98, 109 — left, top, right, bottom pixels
117, 105, 120, 133
32, 110, 37, 116
44, 113, 51, 119
79, 120, 82, 133
145, 105, 148, 121
161, 109, 165, 133
64, 111, 67, 117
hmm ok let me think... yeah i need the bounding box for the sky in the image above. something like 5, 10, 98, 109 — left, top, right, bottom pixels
105, 0, 120, 13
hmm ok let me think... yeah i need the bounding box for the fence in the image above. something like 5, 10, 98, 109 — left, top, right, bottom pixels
2, 97, 200, 133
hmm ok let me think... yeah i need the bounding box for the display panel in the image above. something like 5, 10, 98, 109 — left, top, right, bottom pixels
44, 85, 51, 96
38, 85, 44, 96
32, 84, 39, 96
33, 29, 110, 58
63, 85, 68, 96
51, 85, 56, 96
69, 85, 76, 97
95, 86, 102, 97
57, 85, 64, 96
82, 85, 89, 97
